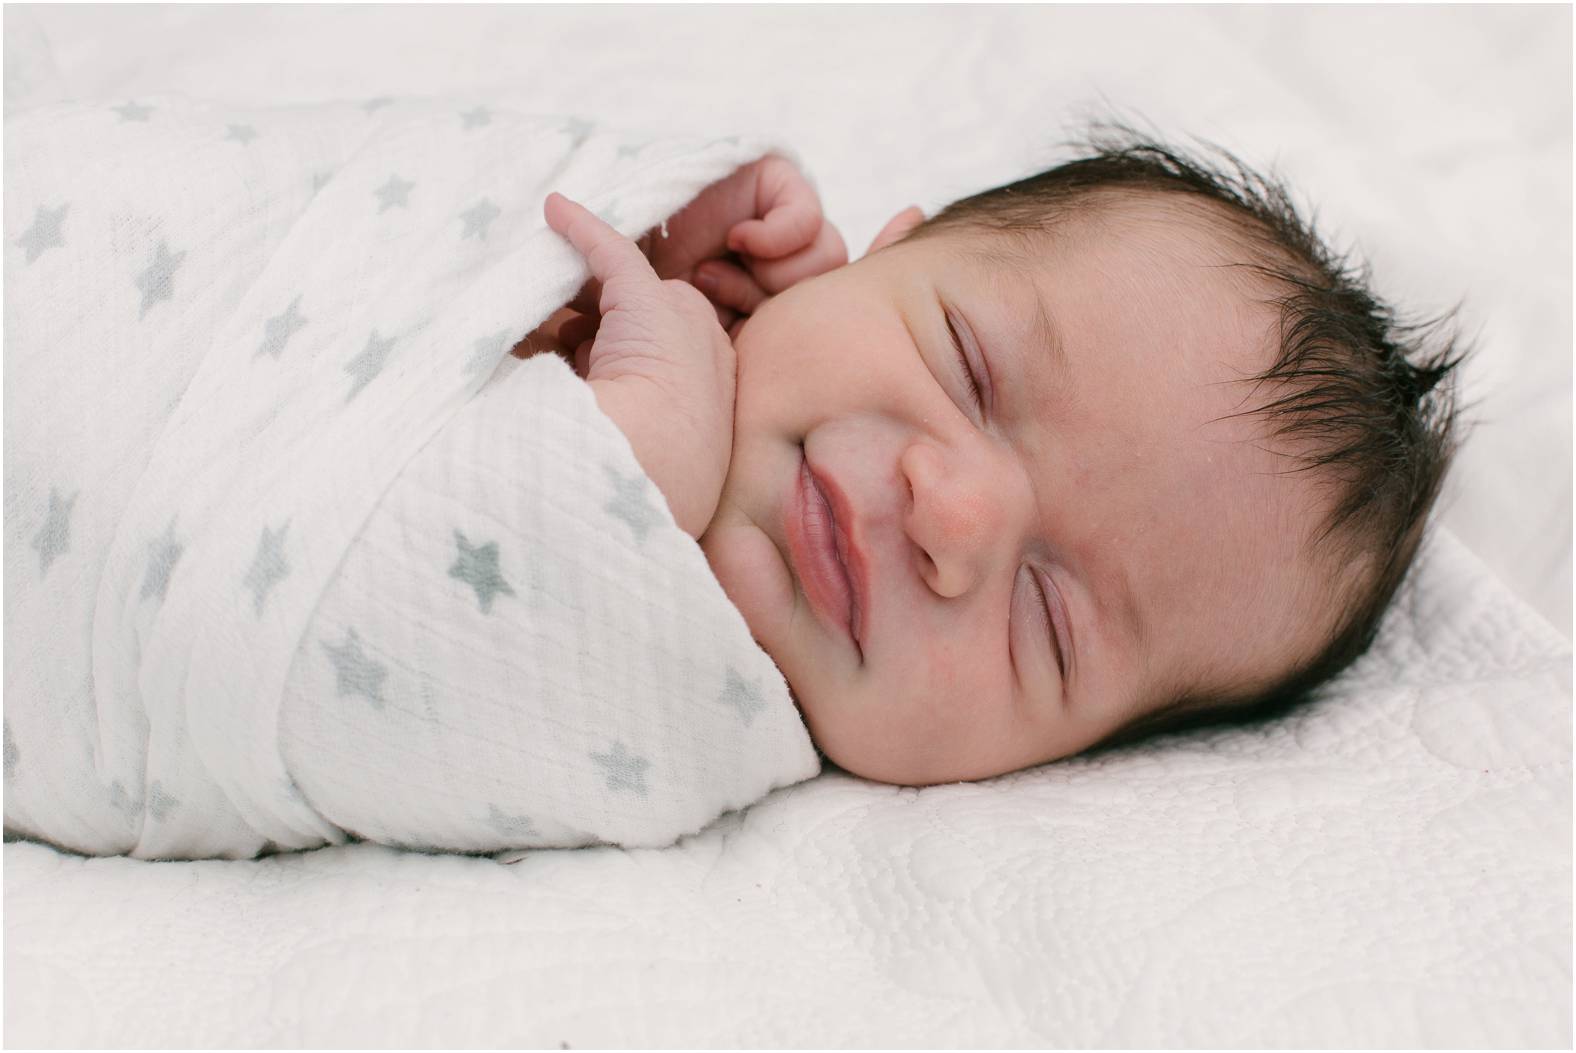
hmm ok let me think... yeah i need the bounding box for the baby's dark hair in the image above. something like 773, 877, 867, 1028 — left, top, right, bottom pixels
901, 121, 1472, 750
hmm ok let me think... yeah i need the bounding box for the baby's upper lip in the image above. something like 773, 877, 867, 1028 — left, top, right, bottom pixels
805, 457, 871, 656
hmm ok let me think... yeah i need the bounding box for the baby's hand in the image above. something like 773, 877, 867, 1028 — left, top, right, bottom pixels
702, 154, 848, 331
544, 191, 737, 540
634, 154, 848, 339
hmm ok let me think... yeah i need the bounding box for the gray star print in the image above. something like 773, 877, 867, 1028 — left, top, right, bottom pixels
363, 96, 393, 113
31, 486, 76, 577
321, 627, 388, 709
225, 123, 257, 145
562, 116, 594, 145
312, 170, 334, 194
461, 106, 492, 130
112, 100, 153, 122
617, 141, 646, 160
459, 198, 502, 241
140, 518, 184, 604
16, 203, 68, 264
449, 529, 516, 614
604, 463, 660, 544
147, 780, 180, 821
344, 329, 396, 402
4, 721, 18, 779
135, 240, 186, 320
589, 740, 650, 796
717, 666, 766, 726
108, 779, 141, 816
374, 174, 415, 213
244, 521, 291, 615
487, 804, 538, 838
465, 328, 514, 376
256, 295, 308, 360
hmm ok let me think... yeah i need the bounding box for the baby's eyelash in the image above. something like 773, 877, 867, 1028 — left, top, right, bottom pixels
944, 309, 983, 409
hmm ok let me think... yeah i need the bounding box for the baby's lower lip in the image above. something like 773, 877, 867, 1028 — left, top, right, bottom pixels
784, 454, 858, 650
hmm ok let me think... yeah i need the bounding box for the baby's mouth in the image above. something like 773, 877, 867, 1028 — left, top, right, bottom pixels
785, 448, 861, 658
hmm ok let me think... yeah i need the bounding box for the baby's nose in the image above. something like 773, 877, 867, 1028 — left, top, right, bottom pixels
901, 443, 1005, 599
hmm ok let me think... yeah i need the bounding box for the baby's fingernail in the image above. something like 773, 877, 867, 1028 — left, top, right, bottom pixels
694, 267, 718, 291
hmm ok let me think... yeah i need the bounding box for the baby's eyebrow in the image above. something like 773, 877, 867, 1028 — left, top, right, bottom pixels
977, 273, 1069, 421
1026, 287, 1070, 396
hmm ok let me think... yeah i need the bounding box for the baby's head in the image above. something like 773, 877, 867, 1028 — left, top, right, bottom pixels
698, 125, 1467, 785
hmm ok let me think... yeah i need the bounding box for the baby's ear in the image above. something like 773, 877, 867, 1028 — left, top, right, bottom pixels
865, 206, 926, 256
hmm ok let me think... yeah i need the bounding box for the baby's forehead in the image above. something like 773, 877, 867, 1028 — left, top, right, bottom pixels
918, 191, 1273, 279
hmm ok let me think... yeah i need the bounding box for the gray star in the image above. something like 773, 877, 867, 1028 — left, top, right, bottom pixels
589, 740, 650, 796
16, 203, 69, 264
147, 780, 179, 821
487, 804, 537, 838
459, 198, 502, 241
603, 463, 660, 544
31, 486, 76, 577
140, 518, 184, 604
344, 329, 396, 402
617, 141, 646, 160
256, 295, 308, 360
135, 239, 186, 320
108, 779, 141, 816
363, 96, 393, 113
4, 721, 18, 780
449, 529, 516, 614
112, 100, 153, 122
374, 174, 415, 213
225, 123, 257, 145
461, 106, 492, 130
562, 116, 594, 145
321, 627, 388, 709
244, 521, 292, 615
717, 666, 767, 726
311, 170, 334, 194
465, 328, 514, 376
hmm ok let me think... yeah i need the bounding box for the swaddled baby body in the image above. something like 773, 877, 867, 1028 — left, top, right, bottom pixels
534, 123, 1465, 787
4, 101, 1462, 859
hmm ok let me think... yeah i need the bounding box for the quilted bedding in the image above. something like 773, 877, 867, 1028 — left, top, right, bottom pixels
4, 5, 1570, 1048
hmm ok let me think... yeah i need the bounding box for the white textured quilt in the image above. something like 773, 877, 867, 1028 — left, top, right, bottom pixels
4, 94, 818, 860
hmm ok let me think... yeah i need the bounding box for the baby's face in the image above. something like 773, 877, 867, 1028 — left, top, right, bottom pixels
699, 201, 1339, 785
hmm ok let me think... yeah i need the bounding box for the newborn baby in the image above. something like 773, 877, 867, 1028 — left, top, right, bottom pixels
531, 126, 1463, 787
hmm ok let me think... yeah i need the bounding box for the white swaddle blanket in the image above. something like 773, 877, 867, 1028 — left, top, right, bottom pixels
4, 94, 821, 860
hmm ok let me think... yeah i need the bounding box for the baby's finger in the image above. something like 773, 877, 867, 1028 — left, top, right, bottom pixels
727, 208, 821, 260
726, 156, 823, 258
544, 192, 658, 312
744, 219, 849, 294
695, 259, 769, 315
